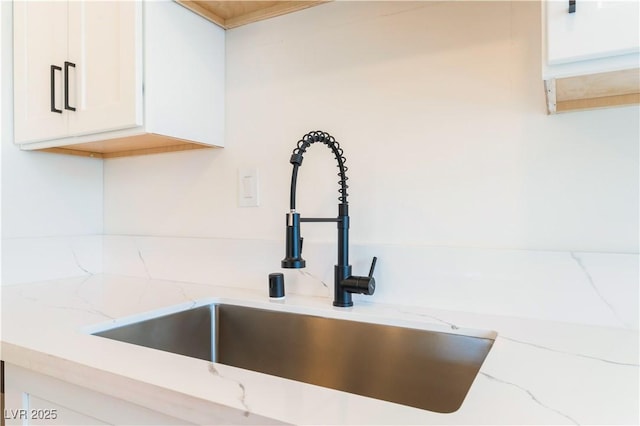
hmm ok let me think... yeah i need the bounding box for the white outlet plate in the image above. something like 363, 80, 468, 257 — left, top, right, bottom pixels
238, 168, 259, 207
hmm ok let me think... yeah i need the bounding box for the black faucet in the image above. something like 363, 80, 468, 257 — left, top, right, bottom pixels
281, 130, 377, 307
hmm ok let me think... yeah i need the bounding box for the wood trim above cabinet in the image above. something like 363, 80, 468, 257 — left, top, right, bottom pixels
175, 0, 329, 29
39, 134, 216, 159
545, 68, 640, 114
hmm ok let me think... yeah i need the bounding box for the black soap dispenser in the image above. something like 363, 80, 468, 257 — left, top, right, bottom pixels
269, 272, 285, 300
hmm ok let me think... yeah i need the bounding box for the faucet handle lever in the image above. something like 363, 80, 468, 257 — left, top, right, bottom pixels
368, 256, 377, 278
341, 257, 378, 297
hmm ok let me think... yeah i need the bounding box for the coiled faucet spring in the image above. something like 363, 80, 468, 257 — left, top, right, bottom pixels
289, 130, 349, 209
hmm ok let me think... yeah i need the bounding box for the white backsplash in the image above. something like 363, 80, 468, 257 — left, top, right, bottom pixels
2, 234, 637, 330
101, 235, 639, 330
1, 235, 103, 286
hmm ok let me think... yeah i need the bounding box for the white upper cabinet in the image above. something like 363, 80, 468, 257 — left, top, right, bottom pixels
66, 1, 141, 137
14, 1, 140, 145
14, 1, 70, 143
542, 0, 640, 113
546, 0, 639, 66
13, 0, 224, 158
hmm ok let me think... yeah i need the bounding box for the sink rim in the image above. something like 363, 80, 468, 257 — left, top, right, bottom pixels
87, 297, 497, 414
84, 296, 497, 340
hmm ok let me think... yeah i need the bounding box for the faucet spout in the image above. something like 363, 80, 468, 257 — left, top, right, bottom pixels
281, 211, 305, 268
281, 131, 376, 308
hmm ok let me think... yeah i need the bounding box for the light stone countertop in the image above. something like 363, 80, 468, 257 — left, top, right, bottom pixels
1, 274, 638, 425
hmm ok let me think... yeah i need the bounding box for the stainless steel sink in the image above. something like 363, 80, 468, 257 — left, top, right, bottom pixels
93, 303, 494, 413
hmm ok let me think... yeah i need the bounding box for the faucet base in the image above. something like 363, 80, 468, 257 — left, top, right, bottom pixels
334, 264, 353, 308
333, 300, 354, 308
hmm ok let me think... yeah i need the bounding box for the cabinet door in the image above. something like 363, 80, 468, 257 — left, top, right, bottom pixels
3, 364, 191, 425
67, 1, 142, 137
13, 1, 69, 144
546, 0, 640, 65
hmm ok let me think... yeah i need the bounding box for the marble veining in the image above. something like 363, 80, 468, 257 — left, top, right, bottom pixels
4, 236, 636, 331
479, 372, 580, 425
570, 251, 625, 327
499, 335, 640, 368
1, 235, 102, 286
17, 287, 39, 302
135, 279, 152, 307
15, 277, 113, 320
396, 305, 639, 368
100, 235, 638, 330
171, 282, 198, 308
136, 239, 153, 279
2, 275, 638, 424
208, 363, 251, 417
53, 304, 115, 320
70, 242, 93, 276
396, 308, 461, 330
71, 276, 116, 320
297, 269, 329, 289
17, 290, 112, 321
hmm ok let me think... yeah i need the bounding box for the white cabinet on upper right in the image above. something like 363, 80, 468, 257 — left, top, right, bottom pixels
542, 0, 640, 113
546, 0, 639, 65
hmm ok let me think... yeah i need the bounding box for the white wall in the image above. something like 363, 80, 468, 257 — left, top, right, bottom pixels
1, 1, 104, 285
104, 1, 638, 254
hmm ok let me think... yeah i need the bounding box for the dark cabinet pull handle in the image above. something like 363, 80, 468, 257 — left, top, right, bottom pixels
50, 65, 62, 113
569, 0, 576, 13
64, 61, 76, 111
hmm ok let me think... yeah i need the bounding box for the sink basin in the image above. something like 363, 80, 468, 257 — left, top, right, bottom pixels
93, 303, 494, 413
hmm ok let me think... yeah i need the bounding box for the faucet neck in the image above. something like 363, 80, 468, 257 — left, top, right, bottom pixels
282, 131, 375, 308
287, 131, 349, 211
337, 203, 349, 268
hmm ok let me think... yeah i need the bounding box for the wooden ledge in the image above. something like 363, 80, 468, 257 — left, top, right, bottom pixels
39, 134, 217, 159
545, 68, 640, 114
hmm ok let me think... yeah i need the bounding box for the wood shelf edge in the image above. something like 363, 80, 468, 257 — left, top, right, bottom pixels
545, 68, 640, 114
102, 143, 213, 159
556, 93, 640, 113
37, 134, 219, 159
176, 0, 330, 29
225, 1, 329, 29
39, 148, 105, 158
175, 0, 226, 28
